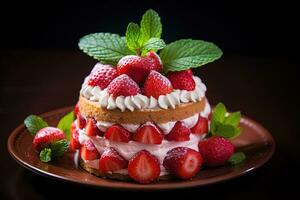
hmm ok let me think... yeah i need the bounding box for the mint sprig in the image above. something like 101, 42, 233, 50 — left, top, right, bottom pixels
210, 103, 242, 139
40, 148, 52, 162
140, 9, 162, 42
24, 115, 48, 136
78, 33, 134, 65
160, 39, 223, 73
57, 111, 75, 140
229, 152, 246, 165
39, 140, 70, 163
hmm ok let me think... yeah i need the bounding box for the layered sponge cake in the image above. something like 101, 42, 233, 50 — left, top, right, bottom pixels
69, 9, 225, 183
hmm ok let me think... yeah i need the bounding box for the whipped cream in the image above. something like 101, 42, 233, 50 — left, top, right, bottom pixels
79, 132, 206, 176
80, 74, 207, 112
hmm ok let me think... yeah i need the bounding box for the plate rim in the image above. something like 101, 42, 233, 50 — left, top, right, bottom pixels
7, 106, 276, 190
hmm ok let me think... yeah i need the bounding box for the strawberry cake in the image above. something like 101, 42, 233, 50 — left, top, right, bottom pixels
69, 10, 233, 184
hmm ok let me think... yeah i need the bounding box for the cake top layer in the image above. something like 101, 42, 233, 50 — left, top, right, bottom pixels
78, 9, 222, 112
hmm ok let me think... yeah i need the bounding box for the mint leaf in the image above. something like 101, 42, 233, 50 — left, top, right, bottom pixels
224, 111, 241, 127
141, 37, 166, 55
57, 111, 75, 140
50, 139, 70, 157
212, 103, 227, 123
126, 22, 142, 52
39, 148, 52, 162
211, 122, 237, 138
78, 33, 134, 65
140, 9, 162, 43
24, 115, 48, 136
160, 39, 223, 72
229, 152, 246, 165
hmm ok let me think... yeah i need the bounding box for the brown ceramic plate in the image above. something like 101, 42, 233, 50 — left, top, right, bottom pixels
8, 107, 275, 190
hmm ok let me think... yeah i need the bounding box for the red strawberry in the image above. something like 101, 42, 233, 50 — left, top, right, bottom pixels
80, 140, 100, 160
99, 147, 128, 174
128, 150, 160, 184
85, 118, 102, 136
133, 123, 163, 144
74, 102, 80, 116
117, 53, 162, 84
191, 116, 208, 134
107, 74, 141, 98
88, 63, 118, 89
76, 113, 86, 129
33, 127, 66, 152
104, 124, 131, 143
208, 112, 212, 121
167, 69, 195, 91
163, 147, 203, 180
146, 51, 163, 72
165, 121, 190, 141
70, 122, 81, 152
143, 70, 173, 98
198, 136, 234, 167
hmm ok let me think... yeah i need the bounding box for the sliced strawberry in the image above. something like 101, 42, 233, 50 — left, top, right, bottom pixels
143, 70, 173, 99
163, 147, 203, 180
165, 121, 191, 141
33, 127, 66, 152
99, 147, 128, 174
76, 113, 86, 129
70, 125, 80, 152
80, 140, 100, 160
74, 102, 80, 116
191, 115, 208, 134
166, 69, 195, 91
133, 123, 163, 144
104, 124, 131, 143
128, 150, 160, 184
88, 63, 118, 89
107, 74, 141, 98
117, 53, 162, 84
85, 118, 102, 136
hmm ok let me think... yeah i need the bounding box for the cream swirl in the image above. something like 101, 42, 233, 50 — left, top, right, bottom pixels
80, 75, 206, 112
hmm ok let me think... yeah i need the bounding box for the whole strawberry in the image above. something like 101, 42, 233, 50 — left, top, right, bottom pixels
107, 74, 141, 97
33, 127, 66, 152
198, 136, 234, 167
88, 63, 118, 89
167, 69, 195, 91
143, 70, 173, 98
117, 52, 162, 84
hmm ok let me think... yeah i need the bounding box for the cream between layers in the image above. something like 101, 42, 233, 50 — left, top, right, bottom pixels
80, 72, 207, 112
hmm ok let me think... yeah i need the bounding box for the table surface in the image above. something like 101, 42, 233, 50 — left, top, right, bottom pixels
0, 50, 298, 199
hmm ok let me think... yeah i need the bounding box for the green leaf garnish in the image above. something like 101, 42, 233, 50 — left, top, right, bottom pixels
39, 148, 52, 162
50, 139, 70, 157
125, 22, 142, 53
141, 37, 166, 55
229, 152, 246, 165
57, 111, 75, 140
78, 33, 134, 65
210, 103, 242, 139
160, 39, 223, 73
24, 115, 48, 136
140, 9, 162, 42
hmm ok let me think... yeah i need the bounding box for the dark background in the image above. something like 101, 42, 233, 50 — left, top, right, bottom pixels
0, 1, 299, 199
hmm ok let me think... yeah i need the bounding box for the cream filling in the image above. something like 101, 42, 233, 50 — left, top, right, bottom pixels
80, 74, 206, 112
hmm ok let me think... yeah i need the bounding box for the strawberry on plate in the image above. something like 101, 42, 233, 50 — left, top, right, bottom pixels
191, 115, 208, 134
143, 70, 173, 99
165, 121, 191, 141
33, 127, 66, 152
104, 124, 132, 143
128, 150, 160, 184
107, 74, 141, 98
99, 147, 128, 174
80, 139, 100, 160
117, 52, 162, 84
163, 147, 203, 180
88, 63, 118, 89
76, 113, 86, 129
132, 123, 163, 144
198, 136, 234, 167
167, 69, 195, 91
85, 118, 102, 136
70, 122, 80, 152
